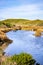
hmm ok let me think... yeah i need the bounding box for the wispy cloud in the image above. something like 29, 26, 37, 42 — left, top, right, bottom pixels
0, 3, 43, 20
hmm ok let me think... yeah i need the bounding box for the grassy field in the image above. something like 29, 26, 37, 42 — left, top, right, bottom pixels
0, 19, 43, 27
0, 19, 43, 37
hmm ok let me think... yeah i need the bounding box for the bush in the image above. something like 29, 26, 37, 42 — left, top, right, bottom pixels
3, 22, 12, 28
7, 53, 36, 65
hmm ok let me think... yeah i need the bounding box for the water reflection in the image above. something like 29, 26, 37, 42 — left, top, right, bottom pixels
4, 30, 43, 65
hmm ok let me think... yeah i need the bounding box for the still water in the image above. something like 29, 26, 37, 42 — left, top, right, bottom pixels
5, 30, 43, 65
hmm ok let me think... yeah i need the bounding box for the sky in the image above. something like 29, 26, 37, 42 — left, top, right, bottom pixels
0, 0, 43, 20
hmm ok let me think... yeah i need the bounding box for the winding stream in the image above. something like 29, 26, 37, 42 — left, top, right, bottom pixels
5, 30, 43, 65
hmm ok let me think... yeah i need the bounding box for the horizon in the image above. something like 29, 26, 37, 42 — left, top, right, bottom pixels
0, 18, 43, 21
0, 0, 43, 20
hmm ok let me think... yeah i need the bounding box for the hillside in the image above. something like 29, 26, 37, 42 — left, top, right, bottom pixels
0, 19, 43, 47
0, 19, 43, 27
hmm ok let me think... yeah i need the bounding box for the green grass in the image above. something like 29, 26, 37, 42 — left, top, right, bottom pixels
0, 19, 43, 27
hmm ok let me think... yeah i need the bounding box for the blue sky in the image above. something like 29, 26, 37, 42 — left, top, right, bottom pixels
0, 0, 43, 20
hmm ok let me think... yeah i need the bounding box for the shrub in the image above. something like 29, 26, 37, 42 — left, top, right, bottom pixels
7, 53, 36, 65
3, 22, 12, 28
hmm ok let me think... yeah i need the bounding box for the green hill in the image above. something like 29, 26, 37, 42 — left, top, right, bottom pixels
0, 19, 43, 27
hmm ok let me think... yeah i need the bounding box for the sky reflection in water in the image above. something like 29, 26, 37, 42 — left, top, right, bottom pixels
5, 30, 43, 65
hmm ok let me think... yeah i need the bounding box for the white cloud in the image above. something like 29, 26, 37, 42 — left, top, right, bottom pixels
0, 4, 43, 20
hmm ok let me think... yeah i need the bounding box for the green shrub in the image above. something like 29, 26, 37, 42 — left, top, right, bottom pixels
7, 53, 36, 65
3, 22, 12, 28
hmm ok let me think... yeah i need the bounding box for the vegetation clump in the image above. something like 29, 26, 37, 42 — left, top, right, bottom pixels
5, 53, 36, 65
1, 53, 40, 65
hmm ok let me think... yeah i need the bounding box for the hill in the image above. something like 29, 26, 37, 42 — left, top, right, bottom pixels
0, 19, 43, 27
